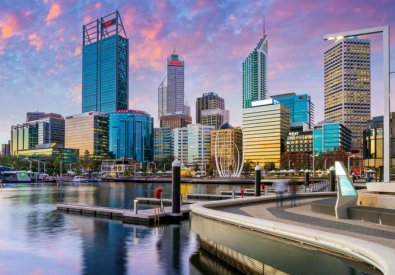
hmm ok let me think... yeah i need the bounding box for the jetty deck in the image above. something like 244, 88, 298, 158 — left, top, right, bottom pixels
56, 203, 190, 225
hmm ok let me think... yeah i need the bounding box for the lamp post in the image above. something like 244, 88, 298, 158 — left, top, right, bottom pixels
324, 159, 327, 175
28, 161, 32, 171
288, 160, 291, 170
348, 155, 355, 176
324, 26, 390, 182
310, 155, 315, 176
262, 158, 265, 177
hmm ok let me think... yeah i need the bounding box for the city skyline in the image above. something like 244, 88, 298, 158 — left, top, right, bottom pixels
1, 0, 395, 145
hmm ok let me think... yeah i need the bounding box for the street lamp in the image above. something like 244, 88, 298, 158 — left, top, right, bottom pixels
348, 155, 356, 176
310, 155, 315, 176
28, 160, 32, 171
324, 159, 327, 175
288, 160, 292, 170
324, 26, 390, 182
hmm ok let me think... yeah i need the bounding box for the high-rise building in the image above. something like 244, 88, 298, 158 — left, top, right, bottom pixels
65, 112, 109, 158
10, 122, 38, 155
196, 93, 225, 124
154, 127, 174, 162
82, 11, 129, 114
324, 37, 371, 152
283, 131, 313, 170
201, 108, 229, 130
173, 127, 189, 164
210, 123, 243, 175
26, 112, 45, 122
271, 93, 314, 129
1, 141, 10, 157
313, 121, 352, 154
242, 32, 268, 109
160, 112, 192, 130
158, 50, 189, 118
37, 113, 65, 146
187, 124, 215, 168
108, 110, 153, 162
243, 99, 290, 168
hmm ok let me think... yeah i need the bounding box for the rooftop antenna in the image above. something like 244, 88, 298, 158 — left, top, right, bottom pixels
174, 44, 176, 54
263, 14, 265, 37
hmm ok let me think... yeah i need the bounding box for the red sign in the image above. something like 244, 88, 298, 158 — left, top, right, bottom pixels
169, 61, 183, 66
103, 19, 116, 28
89, 112, 93, 115
132, 110, 146, 114
116, 110, 130, 113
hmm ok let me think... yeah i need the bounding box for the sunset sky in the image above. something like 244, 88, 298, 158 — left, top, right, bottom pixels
0, 0, 394, 145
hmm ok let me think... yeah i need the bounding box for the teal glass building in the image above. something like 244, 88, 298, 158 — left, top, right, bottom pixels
154, 127, 174, 162
82, 11, 128, 114
108, 110, 154, 162
271, 93, 314, 129
313, 121, 352, 154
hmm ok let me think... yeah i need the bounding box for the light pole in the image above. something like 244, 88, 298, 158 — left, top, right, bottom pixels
262, 158, 265, 177
310, 155, 315, 176
324, 159, 327, 175
288, 160, 291, 170
348, 155, 355, 176
60, 161, 63, 176
324, 26, 390, 182
28, 161, 32, 171
164, 164, 166, 171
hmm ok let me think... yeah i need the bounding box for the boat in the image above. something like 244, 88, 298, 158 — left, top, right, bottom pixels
1, 171, 33, 183
72, 176, 88, 182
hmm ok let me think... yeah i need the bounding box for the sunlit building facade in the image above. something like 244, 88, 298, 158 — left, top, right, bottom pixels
313, 121, 352, 153
17, 147, 79, 165
271, 93, 314, 129
108, 110, 153, 162
187, 124, 215, 169
154, 127, 174, 162
160, 112, 192, 130
324, 37, 371, 152
82, 11, 128, 114
242, 34, 268, 109
243, 99, 290, 168
201, 108, 230, 130
10, 122, 38, 155
65, 112, 109, 158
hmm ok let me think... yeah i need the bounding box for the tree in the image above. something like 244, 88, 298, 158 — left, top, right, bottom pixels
194, 163, 199, 172
75, 166, 82, 175
20, 166, 27, 171
160, 155, 175, 171
267, 162, 276, 171
243, 160, 254, 176
124, 169, 131, 176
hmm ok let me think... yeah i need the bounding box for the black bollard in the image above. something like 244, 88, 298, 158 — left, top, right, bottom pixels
255, 164, 261, 197
170, 159, 182, 223
329, 166, 336, 191
305, 171, 310, 187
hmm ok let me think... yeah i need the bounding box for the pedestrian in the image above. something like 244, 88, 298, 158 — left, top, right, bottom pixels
274, 179, 286, 207
290, 180, 297, 207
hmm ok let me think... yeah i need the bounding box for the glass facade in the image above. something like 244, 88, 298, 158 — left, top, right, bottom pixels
82, 11, 128, 114
158, 53, 187, 118
17, 148, 79, 164
271, 94, 314, 129
242, 102, 290, 168
313, 122, 352, 154
324, 38, 371, 152
154, 127, 174, 162
201, 108, 229, 130
173, 127, 189, 164
160, 112, 192, 130
65, 112, 109, 158
108, 110, 153, 162
242, 35, 268, 109
37, 113, 65, 146
10, 122, 38, 155
187, 124, 215, 168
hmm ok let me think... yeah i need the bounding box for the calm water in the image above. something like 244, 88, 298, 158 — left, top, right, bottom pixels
0, 182, 250, 275
0, 182, 379, 275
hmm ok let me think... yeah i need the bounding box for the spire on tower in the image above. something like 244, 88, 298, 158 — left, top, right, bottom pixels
174, 44, 176, 54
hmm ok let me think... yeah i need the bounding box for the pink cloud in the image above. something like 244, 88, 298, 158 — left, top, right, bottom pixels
46, 3, 62, 21
28, 33, 43, 51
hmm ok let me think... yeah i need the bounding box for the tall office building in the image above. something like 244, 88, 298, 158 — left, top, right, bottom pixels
313, 121, 352, 153
1, 141, 10, 157
154, 127, 174, 162
65, 112, 109, 158
173, 127, 189, 164
108, 110, 154, 162
26, 112, 45, 122
158, 50, 190, 118
82, 11, 129, 114
187, 124, 215, 168
201, 108, 229, 130
196, 93, 225, 123
271, 93, 314, 129
10, 122, 38, 155
242, 99, 290, 168
242, 31, 268, 109
324, 37, 371, 152
37, 113, 65, 146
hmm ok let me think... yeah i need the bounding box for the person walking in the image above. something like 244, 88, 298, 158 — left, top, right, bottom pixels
290, 180, 297, 207
274, 179, 286, 207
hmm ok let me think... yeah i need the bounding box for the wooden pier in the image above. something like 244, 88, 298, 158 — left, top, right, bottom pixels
56, 203, 190, 226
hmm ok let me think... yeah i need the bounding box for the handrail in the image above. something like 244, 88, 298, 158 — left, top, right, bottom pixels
190, 194, 395, 275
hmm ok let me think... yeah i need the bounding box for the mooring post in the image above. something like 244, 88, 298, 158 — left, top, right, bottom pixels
255, 165, 261, 197
305, 171, 310, 193
134, 199, 138, 214
170, 159, 182, 223
231, 189, 235, 199
329, 166, 336, 192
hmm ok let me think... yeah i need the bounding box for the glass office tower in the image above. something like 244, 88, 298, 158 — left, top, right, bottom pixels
82, 11, 128, 114
196, 93, 225, 124
10, 122, 38, 155
242, 33, 268, 109
313, 121, 352, 153
242, 99, 290, 168
187, 124, 215, 169
65, 112, 109, 158
37, 113, 65, 146
108, 110, 153, 162
271, 93, 314, 129
154, 127, 174, 162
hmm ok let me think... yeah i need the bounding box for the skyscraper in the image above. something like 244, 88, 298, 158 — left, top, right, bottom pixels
242, 31, 268, 109
26, 112, 45, 122
82, 11, 129, 114
196, 93, 225, 123
154, 127, 174, 162
158, 50, 190, 118
324, 37, 371, 152
160, 112, 192, 130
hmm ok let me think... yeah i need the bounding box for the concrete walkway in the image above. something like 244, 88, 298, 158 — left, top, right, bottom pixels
218, 196, 395, 249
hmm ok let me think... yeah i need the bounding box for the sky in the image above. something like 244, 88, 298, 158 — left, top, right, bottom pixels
0, 0, 395, 146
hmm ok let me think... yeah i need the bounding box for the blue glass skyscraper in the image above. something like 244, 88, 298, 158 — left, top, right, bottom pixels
82, 11, 128, 114
271, 93, 314, 129
108, 110, 153, 162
